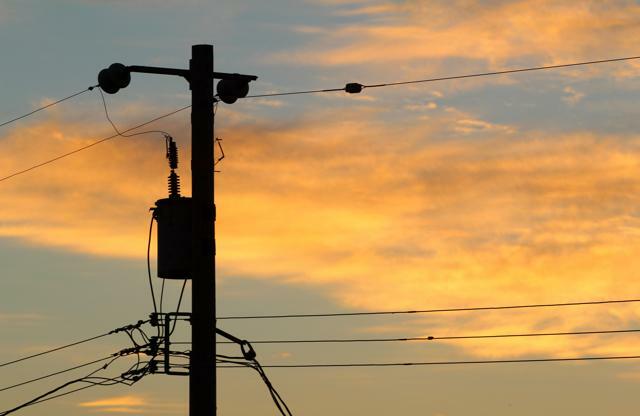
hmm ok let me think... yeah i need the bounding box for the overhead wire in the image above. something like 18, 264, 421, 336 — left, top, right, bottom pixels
0, 329, 156, 415
218, 354, 640, 369
215, 334, 294, 416
217, 298, 640, 320
0, 104, 190, 184
147, 211, 158, 316
2, 55, 638, 184
0, 332, 111, 369
214, 328, 640, 345
243, 55, 640, 99
0, 320, 149, 369
0, 356, 114, 393
0, 85, 97, 129
169, 280, 188, 337
0, 352, 148, 416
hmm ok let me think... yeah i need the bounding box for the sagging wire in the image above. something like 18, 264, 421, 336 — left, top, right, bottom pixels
0, 320, 145, 369
0, 320, 158, 416
98, 87, 173, 139
169, 280, 188, 337
147, 211, 159, 317
216, 328, 293, 416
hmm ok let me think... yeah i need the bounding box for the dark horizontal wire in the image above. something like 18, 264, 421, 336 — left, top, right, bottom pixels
218, 355, 640, 369
0, 356, 112, 393
24, 377, 121, 409
0, 85, 97, 129
213, 328, 640, 344
3, 55, 638, 183
245, 87, 345, 98
0, 105, 191, 183
364, 56, 640, 88
0, 332, 114, 369
243, 55, 640, 99
218, 298, 640, 320
0, 357, 131, 415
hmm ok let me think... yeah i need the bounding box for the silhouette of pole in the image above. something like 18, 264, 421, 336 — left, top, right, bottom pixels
190, 44, 216, 415
98, 45, 256, 416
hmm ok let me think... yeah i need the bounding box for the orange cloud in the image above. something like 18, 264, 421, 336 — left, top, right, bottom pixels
3, 100, 640, 360
275, 0, 640, 83
79, 395, 147, 412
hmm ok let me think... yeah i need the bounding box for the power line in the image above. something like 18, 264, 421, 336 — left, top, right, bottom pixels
0, 334, 111, 369
0, 356, 113, 393
3, 55, 638, 184
244, 55, 640, 99
214, 328, 640, 344
0, 320, 149, 369
0, 104, 190, 184
98, 87, 172, 139
218, 298, 640, 320
0, 85, 97, 129
0, 351, 151, 416
218, 354, 640, 369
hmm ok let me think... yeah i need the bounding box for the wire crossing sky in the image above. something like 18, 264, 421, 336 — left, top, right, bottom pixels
3, 1, 640, 416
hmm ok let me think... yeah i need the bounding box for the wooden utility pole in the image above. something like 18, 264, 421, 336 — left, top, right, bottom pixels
98, 44, 256, 416
189, 44, 216, 416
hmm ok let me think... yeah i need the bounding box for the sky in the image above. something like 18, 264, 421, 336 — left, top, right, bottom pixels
2, 0, 640, 414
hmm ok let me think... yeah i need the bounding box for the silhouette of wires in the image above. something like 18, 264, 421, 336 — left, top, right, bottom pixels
218, 298, 640, 320
0, 321, 157, 416
2, 55, 638, 184
147, 211, 159, 316
0, 320, 149, 369
97, 87, 173, 139
0, 85, 97, 129
244, 55, 640, 99
215, 329, 293, 416
214, 328, 640, 345
0, 104, 190, 184
0, 356, 115, 393
0, 352, 152, 416
218, 357, 294, 416
218, 354, 640, 369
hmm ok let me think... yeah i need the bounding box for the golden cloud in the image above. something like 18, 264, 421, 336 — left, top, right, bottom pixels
79, 395, 147, 411
3, 101, 640, 359
275, 0, 640, 83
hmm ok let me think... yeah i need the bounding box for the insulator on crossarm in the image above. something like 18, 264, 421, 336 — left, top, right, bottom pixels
168, 171, 180, 198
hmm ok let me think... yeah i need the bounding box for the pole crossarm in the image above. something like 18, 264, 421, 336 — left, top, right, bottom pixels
127, 65, 257, 83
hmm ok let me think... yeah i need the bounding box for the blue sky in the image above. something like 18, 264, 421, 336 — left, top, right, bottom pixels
3, 0, 640, 415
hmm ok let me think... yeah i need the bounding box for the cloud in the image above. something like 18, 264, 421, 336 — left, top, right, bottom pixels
78, 395, 184, 414
563, 86, 586, 105
79, 395, 147, 413
0, 107, 187, 259
274, 0, 640, 84
0, 312, 46, 326
3, 99, 640, 359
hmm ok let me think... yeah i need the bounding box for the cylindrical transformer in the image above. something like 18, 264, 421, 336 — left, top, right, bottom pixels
155, 197, 192, 279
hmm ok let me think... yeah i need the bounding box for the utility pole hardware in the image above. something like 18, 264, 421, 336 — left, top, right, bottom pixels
98, 44, 257, 416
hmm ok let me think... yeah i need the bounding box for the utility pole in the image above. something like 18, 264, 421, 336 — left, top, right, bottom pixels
189, 44, 216, 416
98, 44, 256, 416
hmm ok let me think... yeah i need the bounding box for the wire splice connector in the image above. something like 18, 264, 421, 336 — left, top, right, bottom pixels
345, 83, 363, 94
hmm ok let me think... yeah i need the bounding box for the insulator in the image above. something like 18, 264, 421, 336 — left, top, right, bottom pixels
168, 140, 178, 170
97, 63, 131, 94
168, 171, 180, 198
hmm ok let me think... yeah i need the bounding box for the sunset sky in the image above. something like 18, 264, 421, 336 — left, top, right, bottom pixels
2, 0, 640, 415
